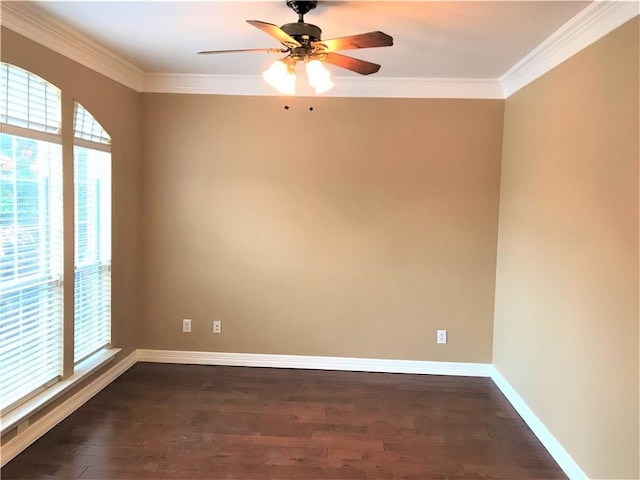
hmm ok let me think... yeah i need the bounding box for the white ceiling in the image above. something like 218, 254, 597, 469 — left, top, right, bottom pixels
31, 0, 590, 80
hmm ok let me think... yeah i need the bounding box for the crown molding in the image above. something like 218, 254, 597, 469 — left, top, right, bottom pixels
0, 1, 144, 92
142, 73, 504, 99
142, 73, 284, 96
501, 0, 640, 97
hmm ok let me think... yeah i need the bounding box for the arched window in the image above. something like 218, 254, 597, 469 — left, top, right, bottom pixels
0, 63, 115, 419
73, 102, 111, 364
0, 63, 63, 412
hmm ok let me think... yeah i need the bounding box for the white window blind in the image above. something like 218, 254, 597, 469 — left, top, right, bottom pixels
0, 63, 61, 134
73, 103, 111, 364
74, 103, 111, 146
0, 64, 63, 413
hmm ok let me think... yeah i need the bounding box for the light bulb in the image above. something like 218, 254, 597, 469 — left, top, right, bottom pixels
263, 60, 296, 95
263, 60, 286, 86
306, 60, 334, 94
280, 70, 296, 95
305, 59, 325, 83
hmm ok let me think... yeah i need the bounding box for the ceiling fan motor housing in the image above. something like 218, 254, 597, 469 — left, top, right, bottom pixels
281, 22, 322, 43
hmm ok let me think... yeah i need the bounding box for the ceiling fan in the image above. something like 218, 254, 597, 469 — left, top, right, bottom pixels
198, 0, 393, 94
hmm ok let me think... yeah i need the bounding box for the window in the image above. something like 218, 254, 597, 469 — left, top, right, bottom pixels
0, 63, 114, 418
73, 103, 111, 364
0, 64, 63, 412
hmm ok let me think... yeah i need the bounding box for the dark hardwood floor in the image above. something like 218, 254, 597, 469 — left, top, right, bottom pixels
2, 362, 566, 479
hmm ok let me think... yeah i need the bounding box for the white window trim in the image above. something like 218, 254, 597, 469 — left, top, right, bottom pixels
0, 347, 120, 435
73, 137, 111, 153
0, 123, 61, 145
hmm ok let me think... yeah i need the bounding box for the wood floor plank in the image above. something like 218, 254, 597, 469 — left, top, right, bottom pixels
1, 363, 567, 479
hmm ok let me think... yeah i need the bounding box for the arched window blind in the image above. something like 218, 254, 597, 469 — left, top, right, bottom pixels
0, 63, 63, 413
73, 102, 111, 364
0, 63, 61, 134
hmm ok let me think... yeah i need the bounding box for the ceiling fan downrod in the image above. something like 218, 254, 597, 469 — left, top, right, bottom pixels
286, 0, 317, 23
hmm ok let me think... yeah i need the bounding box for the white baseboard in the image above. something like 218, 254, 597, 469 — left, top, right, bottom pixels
2, 349, 586, 480
490, 366, 587, 480
136, 349, 492, 377
0, 351, 138, 468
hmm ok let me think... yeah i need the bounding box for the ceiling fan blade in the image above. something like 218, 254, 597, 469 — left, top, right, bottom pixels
198, 48, 287, 55
312, 31, 393, 52
322, 52, 381, 75
246, 20, 301, 48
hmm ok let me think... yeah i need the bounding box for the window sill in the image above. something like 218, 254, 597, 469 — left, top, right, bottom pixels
1, 348, 121, 435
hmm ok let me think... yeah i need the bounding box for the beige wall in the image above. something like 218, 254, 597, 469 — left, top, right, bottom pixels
140, 95, 503, 362
493, 17, 639, 479
0, 27, 142, 418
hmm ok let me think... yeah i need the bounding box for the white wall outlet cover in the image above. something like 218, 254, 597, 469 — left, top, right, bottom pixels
437, 330, 447, 344
182, 319, 192, 333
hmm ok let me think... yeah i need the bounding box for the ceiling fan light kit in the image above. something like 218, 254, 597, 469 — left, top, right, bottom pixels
198, 0, 393, 95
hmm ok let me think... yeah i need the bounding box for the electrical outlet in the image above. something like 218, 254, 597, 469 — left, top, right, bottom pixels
213, 320, 221, 334
437, 329, 447, 344
182, 318, 192, 333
